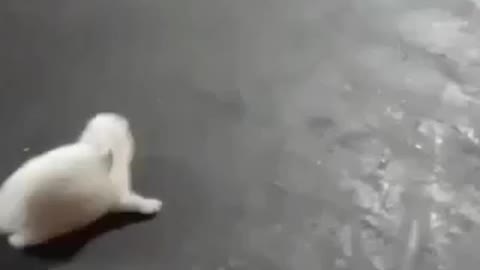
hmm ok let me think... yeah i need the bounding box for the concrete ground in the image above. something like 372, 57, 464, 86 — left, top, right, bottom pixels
2, 0, 480, 270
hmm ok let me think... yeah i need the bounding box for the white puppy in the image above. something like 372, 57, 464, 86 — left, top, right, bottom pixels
0, 113, 162, 249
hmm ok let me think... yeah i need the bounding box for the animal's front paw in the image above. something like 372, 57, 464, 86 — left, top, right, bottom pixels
138, 198, 162, 215
8, 234, 31, 249
114, 194, 163, 215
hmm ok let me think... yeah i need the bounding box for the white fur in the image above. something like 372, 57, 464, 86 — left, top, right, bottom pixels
0, 113, 162, 249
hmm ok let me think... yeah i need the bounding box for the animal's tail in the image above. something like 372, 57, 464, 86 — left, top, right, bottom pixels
78, 113, 135, 194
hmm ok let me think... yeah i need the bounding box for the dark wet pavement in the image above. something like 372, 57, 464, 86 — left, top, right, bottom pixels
4, 1, 480, 270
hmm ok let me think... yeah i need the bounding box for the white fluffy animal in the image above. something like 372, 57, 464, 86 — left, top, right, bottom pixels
0, 113, 162, 249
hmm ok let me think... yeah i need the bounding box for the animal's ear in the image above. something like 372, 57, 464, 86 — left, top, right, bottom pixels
101, 150, 114, 172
